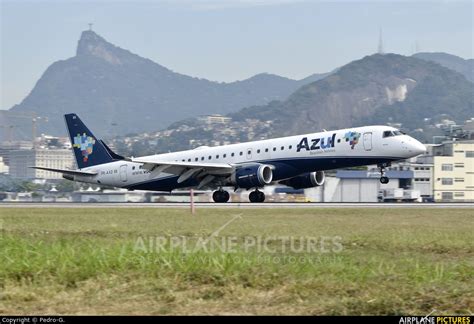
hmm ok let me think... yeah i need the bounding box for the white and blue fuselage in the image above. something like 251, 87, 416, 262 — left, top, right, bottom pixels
33, 114, 425, 202
72, 125, 425, 192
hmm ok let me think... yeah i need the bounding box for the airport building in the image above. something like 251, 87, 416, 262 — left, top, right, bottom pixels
432, 140, 474, 202
304, 170, 421, 203
8, 149, 75, 179
389, 156, 433, 199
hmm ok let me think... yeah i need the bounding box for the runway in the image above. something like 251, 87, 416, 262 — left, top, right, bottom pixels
0, 202, 472, 208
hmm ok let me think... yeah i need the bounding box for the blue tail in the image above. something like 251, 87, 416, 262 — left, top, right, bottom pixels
64, 113, 116, 169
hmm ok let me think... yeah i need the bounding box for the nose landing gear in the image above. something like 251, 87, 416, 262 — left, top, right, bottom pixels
380, 176, 389, 184
249, 189, 265, 203
378, 163, 390, 184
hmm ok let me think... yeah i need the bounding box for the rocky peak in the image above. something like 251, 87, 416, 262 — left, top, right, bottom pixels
76, 30, 121, 65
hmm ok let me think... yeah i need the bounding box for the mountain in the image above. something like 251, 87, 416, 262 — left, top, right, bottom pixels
8, 30, 329, 138
112, 53, 473, 156
229, 54, 473, 137
413, 52, 474, 82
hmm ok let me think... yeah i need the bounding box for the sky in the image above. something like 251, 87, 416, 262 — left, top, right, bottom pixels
1, 0, 473, 109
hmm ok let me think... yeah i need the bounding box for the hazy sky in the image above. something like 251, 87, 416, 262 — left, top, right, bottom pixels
1, 0, 473, 109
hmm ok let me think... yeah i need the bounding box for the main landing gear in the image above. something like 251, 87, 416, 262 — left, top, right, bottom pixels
378, 163, 390, 184
212, 189, 230, 203
212, 189, 265, 203
249, 189, 265, 203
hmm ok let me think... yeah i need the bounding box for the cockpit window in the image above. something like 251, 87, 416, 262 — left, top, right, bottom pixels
383, 129, 405, 138
383, 131, 393, 138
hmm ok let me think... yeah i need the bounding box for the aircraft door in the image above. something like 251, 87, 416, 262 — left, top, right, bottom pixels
363, 132, 372, 151
120, 164, 128, 182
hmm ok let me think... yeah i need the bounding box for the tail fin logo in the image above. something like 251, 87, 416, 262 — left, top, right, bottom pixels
73, 133, 96, 162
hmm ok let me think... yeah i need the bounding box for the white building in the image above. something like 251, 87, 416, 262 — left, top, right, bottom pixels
8, 149, 74, 179
199, 114, 232, 125
432, 140, 474, 202
0, 156, 8, 174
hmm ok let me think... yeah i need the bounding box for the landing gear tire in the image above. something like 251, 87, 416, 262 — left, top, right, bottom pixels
380, 176, 389, 184
249, 189, 265, 203
377, 163, 390, 185
212, 190, 230, 203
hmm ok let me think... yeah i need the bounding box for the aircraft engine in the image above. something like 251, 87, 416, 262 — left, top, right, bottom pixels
280, 171, 325, 189
231, 164, 273, 189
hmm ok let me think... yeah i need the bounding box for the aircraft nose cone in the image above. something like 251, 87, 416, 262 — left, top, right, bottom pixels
410, 139, 426, 156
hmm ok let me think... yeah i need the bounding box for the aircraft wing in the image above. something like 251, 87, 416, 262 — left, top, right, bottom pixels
29, 166, 98, 176
131, 158, 232, 170
131, 158, 233, 186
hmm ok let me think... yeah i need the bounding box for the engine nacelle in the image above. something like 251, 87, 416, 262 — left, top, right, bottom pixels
280, 171, 325, 189
231, 164, 273, 189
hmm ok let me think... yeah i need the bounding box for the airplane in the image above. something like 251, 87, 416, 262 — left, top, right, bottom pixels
32, 113, 426, 203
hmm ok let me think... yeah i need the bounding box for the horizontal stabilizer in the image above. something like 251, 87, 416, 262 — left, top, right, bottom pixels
29, 166, 97, 176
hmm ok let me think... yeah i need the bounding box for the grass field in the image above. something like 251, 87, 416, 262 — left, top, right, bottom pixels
0, 207, 472, 315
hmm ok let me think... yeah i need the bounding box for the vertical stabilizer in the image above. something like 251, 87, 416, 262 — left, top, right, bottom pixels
64, 113, 114, 168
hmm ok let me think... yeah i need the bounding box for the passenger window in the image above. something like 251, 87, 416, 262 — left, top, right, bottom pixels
281, 146, 284, 150
195, 158, 198, 161
223, 154, 227, 158
289, 145, 292, 149
240, 152, 243, 156
273, 148, 276, 151
231, 153, 235, 157
265, 148, 269, 152
257, 149, 260, 153
208, 156, 212, 160
216, 155, 219, 159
